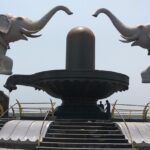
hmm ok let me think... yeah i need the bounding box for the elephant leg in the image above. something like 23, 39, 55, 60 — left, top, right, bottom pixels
0, 55, 13, 75
148, 49, 150, 55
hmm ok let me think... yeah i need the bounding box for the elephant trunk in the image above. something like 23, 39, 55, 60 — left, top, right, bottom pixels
93, 8, 138, 38
22, 6, 73, 31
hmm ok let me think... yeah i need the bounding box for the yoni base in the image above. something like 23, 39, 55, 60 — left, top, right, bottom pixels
55, 98, 109, 119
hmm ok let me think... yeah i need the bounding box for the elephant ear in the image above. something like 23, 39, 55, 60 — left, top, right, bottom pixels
0, 15, 11, 34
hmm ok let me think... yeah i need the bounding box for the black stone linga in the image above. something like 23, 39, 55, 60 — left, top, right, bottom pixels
4, 26, 129, 119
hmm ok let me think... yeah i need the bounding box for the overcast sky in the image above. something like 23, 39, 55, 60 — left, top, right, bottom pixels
0, 0, 150, 106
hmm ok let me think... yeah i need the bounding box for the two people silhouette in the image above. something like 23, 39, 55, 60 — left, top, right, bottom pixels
98, 100, 111, 119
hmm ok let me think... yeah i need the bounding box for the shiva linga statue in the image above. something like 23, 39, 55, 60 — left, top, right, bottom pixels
4, 26, 129, 119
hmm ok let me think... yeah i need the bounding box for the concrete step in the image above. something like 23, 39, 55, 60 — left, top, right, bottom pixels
0, 117, 14, 130
36, 120, 131, 150
36, 147, 135, 150
0, 117, 14, 121
39, 142, 132, 148
0, 123, 4, 127
48, 129, 121, 134
43, 137, 128, 143
50, 124, 118, 130
46, 133, 125, 138
54, 119, 112, 122
54, 121, 115, 126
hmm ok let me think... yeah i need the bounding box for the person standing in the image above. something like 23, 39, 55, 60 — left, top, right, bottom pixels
105, 100, 111, 119
98, 101, 104, 112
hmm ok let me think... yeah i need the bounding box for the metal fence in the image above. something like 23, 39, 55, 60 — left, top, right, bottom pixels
1, 99, 56, 119
111, 100, 150, 121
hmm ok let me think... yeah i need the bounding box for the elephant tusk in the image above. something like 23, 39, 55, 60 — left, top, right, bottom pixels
131, 41, 139, 46
20, 28, 40, 34
20, 28, 41, 38
119, 39, 131, 43
20, 34, 28, 41
121, 33, 138, 41
26, 34, 41, 38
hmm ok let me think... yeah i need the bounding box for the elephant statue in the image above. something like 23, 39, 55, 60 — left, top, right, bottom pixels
93, 8, 150, 55
0, 5, 73, 75
141, 66, 150, 83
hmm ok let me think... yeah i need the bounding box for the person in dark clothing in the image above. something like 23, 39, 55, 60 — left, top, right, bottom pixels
98, 101, 104, 112
105, 100, 111, 119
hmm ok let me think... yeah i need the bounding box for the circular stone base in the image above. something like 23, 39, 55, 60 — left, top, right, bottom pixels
4, 70, 129, 119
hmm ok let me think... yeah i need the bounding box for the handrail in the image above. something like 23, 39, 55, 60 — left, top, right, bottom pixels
112, 101, 150, 121
112, 105, 135, 149
37, 99, 55, 146
19, 102, 52, 104
115, 103, 146, 107
50, 99, 55, 120
3, 101, 55, 118
16, 99, 23, 118
111, 100, 118, 119
0, 103, 17, 118
11, 107, 15, 117
143, 102, 150, 121
0, 104, 4, 116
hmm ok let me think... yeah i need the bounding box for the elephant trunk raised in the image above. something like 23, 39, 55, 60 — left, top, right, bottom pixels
21, 6, 73, 32
93, 8, 138, 38
93, 8, 150, 55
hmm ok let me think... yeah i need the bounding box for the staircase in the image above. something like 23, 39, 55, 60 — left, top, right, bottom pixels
36, 119, 133, 150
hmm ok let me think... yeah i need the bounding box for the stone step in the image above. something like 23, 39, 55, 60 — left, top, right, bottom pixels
54, 122, 115, 126
46, 133, 125, 138
0, 120, 9, 123
0, 118, 13, 130
39, 142, 132, 148
50, 124, 118, 130
48, 129, 121, 134
0, 117, 14, 121
43, 137, 128, 143
0, 123, 4, 127
54, 119, 112, 122
36, 147, 135, 150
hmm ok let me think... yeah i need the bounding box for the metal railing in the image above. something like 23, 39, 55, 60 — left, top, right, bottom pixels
112, 104, 135, 149
111, 100, 150, 121
0, 99, 56, 120
37, 99, 55, 146
0, 98, 56, 147
9, 100, 56, 119
0, 102, 18, 118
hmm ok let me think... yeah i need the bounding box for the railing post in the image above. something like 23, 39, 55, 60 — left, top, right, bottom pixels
111, 100, 118, 119
50, 99, 55, 121
11, 107, 15, 117
128, 110, 131, 120
16, 99, 23, 119
0, 104, 4, 117
39, 108, 42, 117
143, 102, 150, 121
